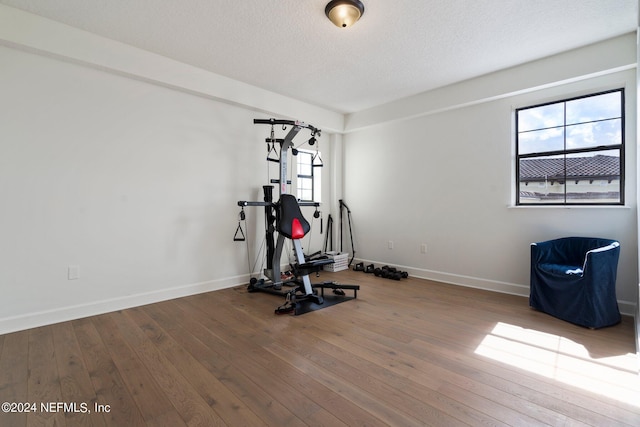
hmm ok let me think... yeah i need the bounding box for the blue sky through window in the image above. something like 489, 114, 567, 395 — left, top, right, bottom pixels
518, 91, 622, 155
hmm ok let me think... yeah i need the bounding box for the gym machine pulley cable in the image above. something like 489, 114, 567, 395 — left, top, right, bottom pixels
234, 118, 359, 314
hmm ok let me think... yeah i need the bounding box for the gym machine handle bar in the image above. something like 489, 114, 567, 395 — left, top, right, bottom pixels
253, 118, 320, 135
237, 200, 320, 207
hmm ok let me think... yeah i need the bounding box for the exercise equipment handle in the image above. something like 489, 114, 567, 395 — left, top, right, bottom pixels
253, 118, 320, 135
254, 118, 296, 126
238, 201, 273, 207
238, 200, 318, 207
233, 223, 246, 241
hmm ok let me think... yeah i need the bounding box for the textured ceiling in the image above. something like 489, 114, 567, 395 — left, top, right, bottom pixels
1, 0, 637, 113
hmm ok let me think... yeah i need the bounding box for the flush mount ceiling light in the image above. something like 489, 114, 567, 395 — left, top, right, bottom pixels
325, 0, 365, 28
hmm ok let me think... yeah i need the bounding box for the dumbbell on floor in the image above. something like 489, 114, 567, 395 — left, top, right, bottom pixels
373, 265, 408, 280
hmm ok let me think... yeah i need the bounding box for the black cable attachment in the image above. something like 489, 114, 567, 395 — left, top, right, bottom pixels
233, 209, 246, 241
312, 151, 323, 167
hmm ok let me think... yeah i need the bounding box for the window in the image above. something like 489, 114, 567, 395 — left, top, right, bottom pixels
516, 89, 624, 205
296, 150, 322, 202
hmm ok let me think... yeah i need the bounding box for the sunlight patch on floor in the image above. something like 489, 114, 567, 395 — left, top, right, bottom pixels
474, 322, 640, 407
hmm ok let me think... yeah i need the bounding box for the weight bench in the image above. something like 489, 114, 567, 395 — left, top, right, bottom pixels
252, 194, 359, 314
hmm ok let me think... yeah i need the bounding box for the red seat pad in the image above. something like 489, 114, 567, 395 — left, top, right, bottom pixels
277, 194, 310, 239
291, 218, 305, 240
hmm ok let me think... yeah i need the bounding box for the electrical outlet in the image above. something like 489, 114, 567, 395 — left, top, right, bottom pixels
68, 265, 80, 280
388, 240, 394, 250
420, 244, 427, 254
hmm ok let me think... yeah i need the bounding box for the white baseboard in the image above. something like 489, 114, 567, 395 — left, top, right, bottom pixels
0, 274, 247, 335
2, 266, 636, 335
354, 258, 637, 317
618, 300, 638, 318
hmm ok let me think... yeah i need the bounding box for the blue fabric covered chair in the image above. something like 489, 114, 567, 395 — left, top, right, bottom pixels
530, 237, 621, 328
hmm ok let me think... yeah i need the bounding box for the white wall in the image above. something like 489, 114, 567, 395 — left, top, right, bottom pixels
0, 5, 637, 333
0, 46, 334, 334
0, 5, 344, 134
0, 6, 342, 334
343, 38, 638, 315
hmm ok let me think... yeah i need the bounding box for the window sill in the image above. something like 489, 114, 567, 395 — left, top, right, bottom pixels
508, 204, 630, 209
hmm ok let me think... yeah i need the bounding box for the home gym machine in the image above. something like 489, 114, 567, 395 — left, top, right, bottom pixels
235, 118, 359, 314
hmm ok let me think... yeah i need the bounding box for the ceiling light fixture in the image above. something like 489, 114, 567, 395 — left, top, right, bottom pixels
325, 0, 365, 28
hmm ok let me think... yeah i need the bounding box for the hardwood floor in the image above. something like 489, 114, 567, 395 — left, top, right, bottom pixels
1, 269, 638, 426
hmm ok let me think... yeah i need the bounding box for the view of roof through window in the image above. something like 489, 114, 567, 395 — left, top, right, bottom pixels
516, 90, 623, 205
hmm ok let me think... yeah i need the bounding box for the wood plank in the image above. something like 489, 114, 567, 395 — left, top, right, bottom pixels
126, 306, 267, 427
90, 313, 181, 426
51, 321, 106, 427
267, 339, 459, 427
0, 270, 638, 426
277, 323, 503, 426
325, 298, 624, 425
167, 297, 352, 426
144, 300, 309, 426
26, 326, 66, 427
72, 318, 147, 427
299, 320, 547, 426
410, 336, 640, 426
0, 330, 30, 427
107, 310, 226, 427
176, 294, 383, 426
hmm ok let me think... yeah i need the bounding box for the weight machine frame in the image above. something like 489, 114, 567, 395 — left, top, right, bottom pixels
236, 118, 359, 313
